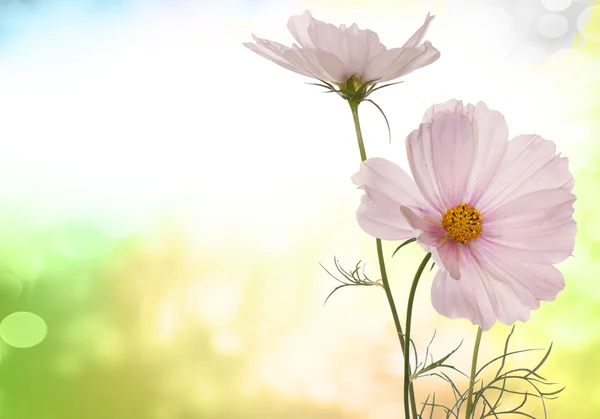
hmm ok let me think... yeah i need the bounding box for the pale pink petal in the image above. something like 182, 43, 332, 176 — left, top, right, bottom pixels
431, 243, 539, 330
311, 48, 350, 83
465, 240, 565, 325
400, 206, 460, 280
377, 42, 440, 82
405, 123, 443, 213
343, 23, 387, 78
355, 26, 387, 61
480, 178, 577, 266
283, 44, 347, 83
399, 206, 445, 245
420, 101, 508, 205
461, 102, 509, 204
476, 134, 574, 214
475, 240, 565, 302
484, 189, 576, 233
466, 242, 536, 326
436, 241, 461, 280
352, 158, 430, 240
356, 193, 414, 240
421, 99, 474, 123
482, 189, 576, 263
307, 21, 386, 79
402, 13, 435, 48
406, 113, 475, 212
244, 35, 313, 77
430, 249, 497, 330
479, 222, 576, 265
363, 47, 425, 82
306, 20, 349, 67
470, 241, 563, 302
363, 12, 440, 82
287, 10, 317, 48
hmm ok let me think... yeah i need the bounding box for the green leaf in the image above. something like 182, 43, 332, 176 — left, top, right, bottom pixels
365, 99, 392, 143
476, 348, 542, 378
392, 238, 416, 257
320, 257, 381, 305
524, 343, 553, 379
414, 340, 463, 378
495, 326, 516, 379
367, 80, 404, 95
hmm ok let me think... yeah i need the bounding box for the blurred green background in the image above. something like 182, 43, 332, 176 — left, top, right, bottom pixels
0, 0, 598, 418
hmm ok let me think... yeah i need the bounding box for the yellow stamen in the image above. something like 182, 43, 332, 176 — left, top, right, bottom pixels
441, 203, 483, 244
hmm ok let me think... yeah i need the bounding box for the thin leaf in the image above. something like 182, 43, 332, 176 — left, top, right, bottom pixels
306, 82, 336, 90
524, 343, 553, 379
414, 340, 463, 378
429, 393, 435, 419
323, 283, 353, 305
316, 79, 337, 90
477, 348, 543, 378
392, 238, 416, 257
423, 330, 436, 369
365, 99, 392, 143
495, 326, 515, 379
479, 394, 500, 419
419, 393, 431, 418
367, 80, 404, 94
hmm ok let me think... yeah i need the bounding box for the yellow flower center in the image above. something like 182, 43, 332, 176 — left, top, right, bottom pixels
441, 203, 483, 244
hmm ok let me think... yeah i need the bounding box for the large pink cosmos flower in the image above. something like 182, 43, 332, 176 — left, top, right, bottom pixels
244, 10, 440, 86
352, 100, 576, 330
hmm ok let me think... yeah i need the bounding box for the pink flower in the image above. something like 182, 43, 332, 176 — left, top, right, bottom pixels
352, 100, 576, 330
244, 10, 440, 87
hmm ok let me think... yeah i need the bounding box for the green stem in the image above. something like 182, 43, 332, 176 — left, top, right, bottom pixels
375, 239, 406, 352
403, 252, 431, 419
465, 327, 483, 419
349, 100, 367, 162
349, 99, 419, 413
349, 99, 405, 352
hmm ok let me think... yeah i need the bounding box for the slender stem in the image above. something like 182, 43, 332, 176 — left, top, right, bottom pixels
349, 100, 367, 162
349, 99, 419, 413
349, 99, 406, 352
465, 327, 483, 419
403, 252, 431, 419
375, 239, 406, 351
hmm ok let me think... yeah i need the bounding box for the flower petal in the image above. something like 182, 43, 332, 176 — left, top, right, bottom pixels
377, 42, 440, 82
484, 189, 575, 233
421, 99, 475, 124
352, 158, 430, 240
476, 134, 574, 214
402, 13, 435, 48
283, 44, 347, 83
462, 102, 509, 204
474, 240, 565, 302
420, 101, 508, 205
481, 188, 576, 263
481, 182, 577, 266
406, 113, 475, 212
466, 240, 565, 325
431, 242, 542, 330
287, 10, 316, 48
430, 249, 497, 330
363, 47, 425, 82
479, 222, 576, 265
307, 21, 386, 79
244, 35, 313, 77
400, 206, 460, 279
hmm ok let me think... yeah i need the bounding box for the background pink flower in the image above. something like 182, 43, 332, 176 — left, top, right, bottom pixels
352, 100, 576, 330
244, 10, 440, 85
